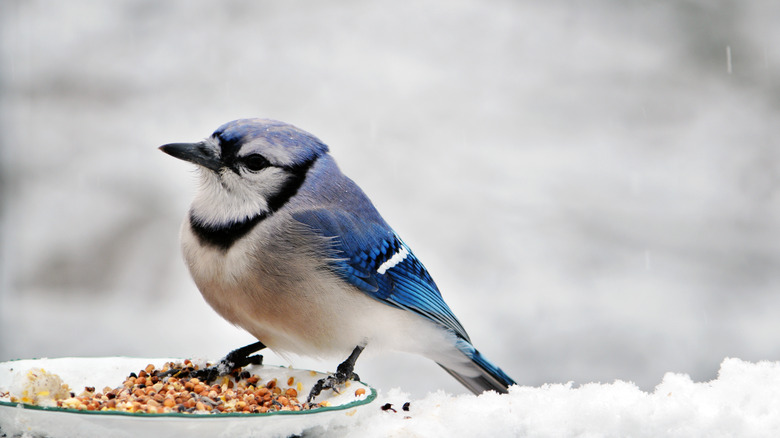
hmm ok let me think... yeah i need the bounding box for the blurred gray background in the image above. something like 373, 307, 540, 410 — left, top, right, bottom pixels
1, 1, 779, 397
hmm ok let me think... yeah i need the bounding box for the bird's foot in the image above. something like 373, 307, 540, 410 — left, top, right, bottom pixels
307, 345, 364, 403
192, 353, 264, 382
160, 341, 266, 383
306, 369, 360, 404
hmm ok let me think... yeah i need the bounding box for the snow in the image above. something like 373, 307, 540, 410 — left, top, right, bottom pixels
320, 358, 780, 437
2, 358, 780, 437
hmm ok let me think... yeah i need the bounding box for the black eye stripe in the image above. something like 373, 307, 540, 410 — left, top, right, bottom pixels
241, 154, 270, 172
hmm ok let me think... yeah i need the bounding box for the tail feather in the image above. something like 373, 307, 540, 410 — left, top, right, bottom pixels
438, 341, 516, 394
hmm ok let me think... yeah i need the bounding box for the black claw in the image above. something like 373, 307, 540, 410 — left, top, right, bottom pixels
307, 345, 365, 403
246, 354, 264, 366
307, 373, 346, 403
223, 341, 266, 368
160, 341, 266, 383
190, 366, 222, 382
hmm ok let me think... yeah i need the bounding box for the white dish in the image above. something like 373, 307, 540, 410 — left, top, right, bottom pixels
0, 357, 375, 438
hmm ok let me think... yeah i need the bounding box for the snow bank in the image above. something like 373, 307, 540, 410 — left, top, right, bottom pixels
318, 358, 780, 437
1, 358, 779, 437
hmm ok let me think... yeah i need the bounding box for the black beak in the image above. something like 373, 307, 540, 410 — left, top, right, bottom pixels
159, 141, 223, 172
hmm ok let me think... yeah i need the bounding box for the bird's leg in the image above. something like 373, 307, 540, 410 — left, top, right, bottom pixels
162, 341, 266, 382
307, 345, 365, 403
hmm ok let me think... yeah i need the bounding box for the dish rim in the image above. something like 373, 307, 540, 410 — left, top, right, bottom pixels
0, 356, 377, 419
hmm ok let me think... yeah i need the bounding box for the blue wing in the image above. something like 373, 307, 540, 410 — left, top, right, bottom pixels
292, 208, 470, 341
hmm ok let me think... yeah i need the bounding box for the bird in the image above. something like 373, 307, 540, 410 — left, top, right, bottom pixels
159, 118, 515, 402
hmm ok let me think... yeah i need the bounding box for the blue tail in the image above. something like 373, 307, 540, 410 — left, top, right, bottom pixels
438, 340, 516, 394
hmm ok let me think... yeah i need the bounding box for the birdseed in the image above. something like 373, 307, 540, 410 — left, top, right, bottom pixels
11, 360, 325, 414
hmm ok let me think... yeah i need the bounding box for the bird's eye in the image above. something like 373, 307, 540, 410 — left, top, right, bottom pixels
242, 154, 269, 172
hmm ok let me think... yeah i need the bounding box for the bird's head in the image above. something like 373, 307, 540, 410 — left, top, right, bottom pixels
160, 118, 329, 227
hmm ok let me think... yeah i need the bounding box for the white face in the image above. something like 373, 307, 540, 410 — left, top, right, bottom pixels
189, 139, 296, 227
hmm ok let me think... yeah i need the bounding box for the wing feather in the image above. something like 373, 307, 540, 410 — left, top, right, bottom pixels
292, 209, 469, 341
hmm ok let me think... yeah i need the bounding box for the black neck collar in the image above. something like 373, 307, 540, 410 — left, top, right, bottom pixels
189, 158, 317, 251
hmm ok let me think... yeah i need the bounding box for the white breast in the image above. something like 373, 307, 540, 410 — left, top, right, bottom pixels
179, 213, 459, 365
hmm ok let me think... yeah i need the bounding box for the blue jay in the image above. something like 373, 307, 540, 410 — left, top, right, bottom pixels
159, 118, 515, 401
